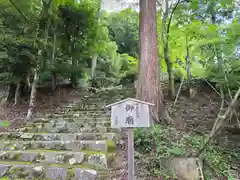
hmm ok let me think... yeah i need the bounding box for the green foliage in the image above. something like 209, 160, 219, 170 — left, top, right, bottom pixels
134, 125, 240, 179
105, 8, 139, 57
0, 0, 108, 88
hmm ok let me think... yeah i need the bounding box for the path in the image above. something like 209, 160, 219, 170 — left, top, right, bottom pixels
0, 86, 134, 179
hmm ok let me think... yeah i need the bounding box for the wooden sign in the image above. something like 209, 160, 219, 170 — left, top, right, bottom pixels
106, 98, 154, 128
106, 98, 154, 180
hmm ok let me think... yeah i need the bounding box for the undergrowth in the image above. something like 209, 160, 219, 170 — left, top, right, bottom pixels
134, 125, 240, 179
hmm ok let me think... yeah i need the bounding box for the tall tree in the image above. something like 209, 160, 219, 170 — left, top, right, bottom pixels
160, 0, 181, 98
137, 0, 163, 123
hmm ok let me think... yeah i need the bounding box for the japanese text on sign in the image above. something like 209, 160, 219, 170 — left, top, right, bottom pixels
108, 98, 152, 128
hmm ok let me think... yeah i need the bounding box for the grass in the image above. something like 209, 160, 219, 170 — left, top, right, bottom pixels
134, 125, 240, 179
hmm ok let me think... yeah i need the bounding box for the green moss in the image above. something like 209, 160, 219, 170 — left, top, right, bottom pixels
0, 161, 32, 165
9, 167, 22, 175
13, 152, 21, 161
107, 140, 116, 152
81, 150, 105, 156
18, 171, 28, 178
0, 160, 108, 171
66, 171, 75, 180
36, 152, 42, 160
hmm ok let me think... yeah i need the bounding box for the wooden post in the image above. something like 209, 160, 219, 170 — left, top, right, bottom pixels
128, 128, 135, 180
106, 98, 154, 180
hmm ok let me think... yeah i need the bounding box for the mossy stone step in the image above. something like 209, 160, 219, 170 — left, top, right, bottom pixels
0, 140, 109, 152
0, 132, 115, 141
48, 110, 110, 116
60, 107, 110, 113
46, 112, 110, 119
32, 117, 110, 123
62, 104, 107, 110
0, 162, 108, 179
0, 151, 107, 168
16, 121, 111, 133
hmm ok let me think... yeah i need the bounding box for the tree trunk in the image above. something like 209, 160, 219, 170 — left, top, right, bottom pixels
161, 0, 175, 98
51, 33, 57, 92
70, 60, 78, 87
14, 82, 20, 105
7, 83, 16, 103
162, 28, 175, 98
166, 57, 175, 99
52, 72, 56, 92
90, 0, 102, 81
25, 1, 51, 120
70, 38, 78, 87
91, 54, 98, 78
27, 75, 31, 88
137, 0, 163, 124
40, 18, 51, 71
26, 68, 38, 121
185, 34, 192, 98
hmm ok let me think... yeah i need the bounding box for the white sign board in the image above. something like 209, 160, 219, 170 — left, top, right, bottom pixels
106, 98, 154, 128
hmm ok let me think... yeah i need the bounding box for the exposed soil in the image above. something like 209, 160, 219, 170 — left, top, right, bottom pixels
0, 87, 84, 124
169, 86, 221, 133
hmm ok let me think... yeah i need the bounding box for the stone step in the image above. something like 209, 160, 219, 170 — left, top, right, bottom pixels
16, 123, 121, 135
62, 104, 107, 110
0, 151, 107, 168
60, 107, 108, 113
20, 126, 112, 134
0, 132, 115, 141
47, 110, 110, 117
16, 120, 111, 133
46, 112, 110, 119
0, 140, 108, 152
59, 108, 110, 114
32, 117, 110, 123
0, 162, 108, 179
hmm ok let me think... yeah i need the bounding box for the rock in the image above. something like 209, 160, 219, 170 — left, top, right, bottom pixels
20, 152, 38, 162
69, 158, 77, 165
0, 151, 7, 158
88, 154, 107, 168
46, 167, 67, 180
0, 164, 11, 177
33, 166, 44, 172
74, 168, 98, 180
32, 166, 44, 177
40, 152, 85, 164
103, 133, 115, 141
68, 153, 84, 165
168, 157, 203, 180
20, 133, 34, 139
8, 164, 32, 178
41, 152, 59, 164
88, 141, 107, 152
0, 140, 108, 152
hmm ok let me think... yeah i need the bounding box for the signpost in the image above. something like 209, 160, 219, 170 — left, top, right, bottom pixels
106, 98, 154, 180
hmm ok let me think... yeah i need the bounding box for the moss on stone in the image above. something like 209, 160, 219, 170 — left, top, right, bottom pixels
82, 150, 105, 156
66, 171, 75, 180
107, 140, 116, 152
36, 152, 42, 161
13, 153, 21, 161
9, 167, 22, 175
18, 171, 28, 178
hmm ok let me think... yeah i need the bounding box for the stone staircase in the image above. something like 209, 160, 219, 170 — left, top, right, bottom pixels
0, 87, 134, 180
